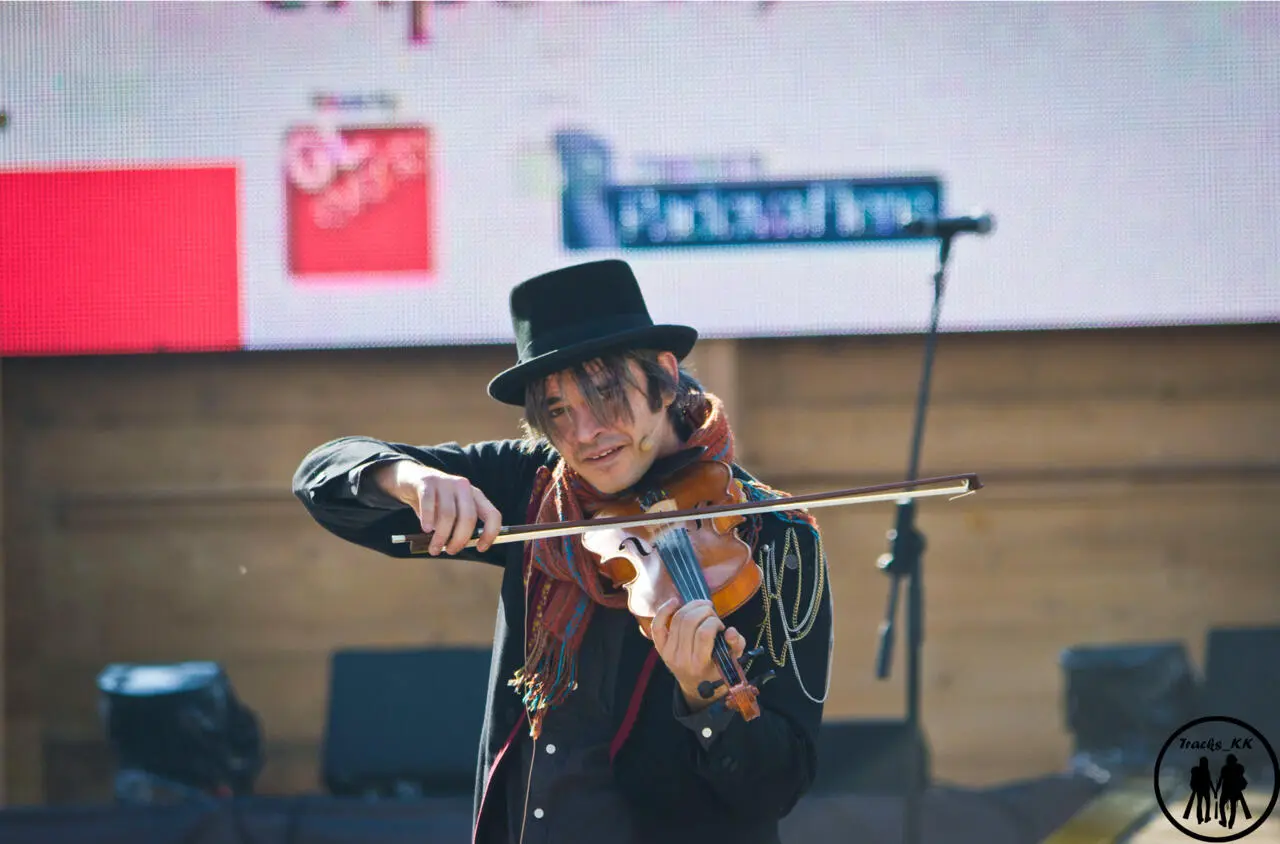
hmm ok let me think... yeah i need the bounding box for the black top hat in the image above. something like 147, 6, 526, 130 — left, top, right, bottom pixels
487, 259, 697, 406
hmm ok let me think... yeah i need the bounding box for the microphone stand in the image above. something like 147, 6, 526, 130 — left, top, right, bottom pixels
874, 232, 956, 844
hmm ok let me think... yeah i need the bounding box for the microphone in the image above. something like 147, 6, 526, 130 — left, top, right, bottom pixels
639, 415, 667, 454
903, 212, 995, 237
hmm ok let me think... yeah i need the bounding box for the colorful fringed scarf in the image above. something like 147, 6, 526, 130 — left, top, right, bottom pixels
509, 392, 816, 738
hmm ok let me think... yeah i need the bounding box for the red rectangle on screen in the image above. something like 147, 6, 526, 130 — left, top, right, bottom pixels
284, 124, 434, 277
0, 165, 241, 356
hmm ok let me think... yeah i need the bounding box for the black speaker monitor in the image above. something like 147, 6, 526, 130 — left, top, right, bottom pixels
1059, 640, 1201, 776
1204, 626, 1280, 744
322, 646, 492, 798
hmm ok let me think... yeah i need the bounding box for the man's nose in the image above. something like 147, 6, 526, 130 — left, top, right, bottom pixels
571, 407, 606, 443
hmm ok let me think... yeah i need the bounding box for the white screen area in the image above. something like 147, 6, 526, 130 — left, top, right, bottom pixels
2, 1, 1277, 353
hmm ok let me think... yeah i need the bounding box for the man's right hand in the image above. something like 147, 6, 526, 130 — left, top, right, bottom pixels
373, 460, 503, 555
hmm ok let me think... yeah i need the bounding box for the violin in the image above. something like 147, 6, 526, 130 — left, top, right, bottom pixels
580, 459, 765, 721
391, 465, 982, 723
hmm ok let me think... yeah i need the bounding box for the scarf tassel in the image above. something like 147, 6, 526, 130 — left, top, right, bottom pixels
509, 631, 579, 739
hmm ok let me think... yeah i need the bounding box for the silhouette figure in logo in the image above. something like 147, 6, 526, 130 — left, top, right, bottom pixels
1215, 753, 1252, 829
1184, 756, 1217, 824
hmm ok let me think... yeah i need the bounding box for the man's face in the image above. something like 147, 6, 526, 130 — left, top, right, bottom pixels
541, 357, 674, 494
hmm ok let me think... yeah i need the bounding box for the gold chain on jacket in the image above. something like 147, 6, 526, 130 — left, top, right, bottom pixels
750, 525, 826, 669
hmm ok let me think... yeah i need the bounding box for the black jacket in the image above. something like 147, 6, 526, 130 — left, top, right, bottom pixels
292, 436, 833, 844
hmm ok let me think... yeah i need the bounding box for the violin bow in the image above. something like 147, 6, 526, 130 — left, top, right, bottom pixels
391, 472, 981, 555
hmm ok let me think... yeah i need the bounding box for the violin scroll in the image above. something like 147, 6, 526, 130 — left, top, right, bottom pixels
698, 646, 771, 700
698, 646, 778, 722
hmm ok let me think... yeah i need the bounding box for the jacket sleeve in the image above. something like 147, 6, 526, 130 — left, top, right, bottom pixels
612, 514, 834, 822
290, 434, 552, 567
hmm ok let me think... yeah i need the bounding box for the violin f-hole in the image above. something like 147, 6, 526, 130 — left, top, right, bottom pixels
682, 501, 713, 531
620, 536, 652, 556
692, 500, 719, 531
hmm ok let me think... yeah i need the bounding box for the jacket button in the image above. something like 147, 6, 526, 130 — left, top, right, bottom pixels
545, 743, 556, 754
533, 808, 545, 819
701, 727, 713, 739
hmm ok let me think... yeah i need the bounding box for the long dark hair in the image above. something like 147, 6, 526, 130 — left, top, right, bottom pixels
519, 347, 704, 449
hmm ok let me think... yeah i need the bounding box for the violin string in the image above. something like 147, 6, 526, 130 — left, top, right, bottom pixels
662, 528, 738, 685
657, 529, 708, 600
655, 532, 709, 609
654, 530, 697, 600
668, 533, 738, 684
657, 527, 739, 685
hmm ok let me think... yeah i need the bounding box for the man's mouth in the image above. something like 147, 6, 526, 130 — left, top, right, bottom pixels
583, 445, 625, 463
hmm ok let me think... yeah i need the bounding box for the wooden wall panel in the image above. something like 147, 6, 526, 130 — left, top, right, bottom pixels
3, 347, 526, 804
1, 361, 50, 807
738, 326, 1280, 405
735, 324, 1280, 785
41, 527, 502, 658
3, 325, 1279, 803
788, 473, 1280, 783
745, 396, 1280, 478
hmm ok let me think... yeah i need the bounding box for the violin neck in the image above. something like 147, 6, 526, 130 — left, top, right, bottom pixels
710, 630, 745, 687
652, 528, 746, 690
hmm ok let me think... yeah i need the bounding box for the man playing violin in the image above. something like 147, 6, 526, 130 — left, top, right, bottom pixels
292, 259, 834, 844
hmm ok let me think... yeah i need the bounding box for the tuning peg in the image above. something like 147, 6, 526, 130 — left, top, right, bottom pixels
751, 669, 777, 687
698, 658, 773, 700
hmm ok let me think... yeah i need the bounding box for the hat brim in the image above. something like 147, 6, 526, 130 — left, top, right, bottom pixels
487, 324, 698, 407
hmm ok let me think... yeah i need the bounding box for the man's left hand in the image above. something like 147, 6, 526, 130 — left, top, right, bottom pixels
651, 598, 747, 712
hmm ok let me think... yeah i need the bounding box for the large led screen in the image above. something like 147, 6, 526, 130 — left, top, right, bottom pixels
2, 1, 1277, 356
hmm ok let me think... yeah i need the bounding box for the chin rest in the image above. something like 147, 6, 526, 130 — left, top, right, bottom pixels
629, 446, 708, 491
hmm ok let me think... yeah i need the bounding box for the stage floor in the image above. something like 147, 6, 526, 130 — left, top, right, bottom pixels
0, 774, 1107, 844
1129, 812, 1279, 843
1042, 774, 1278, 844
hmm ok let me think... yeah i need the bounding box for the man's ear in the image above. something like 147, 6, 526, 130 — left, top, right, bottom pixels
657, 350, 680, 381
656, 350, 680, 408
